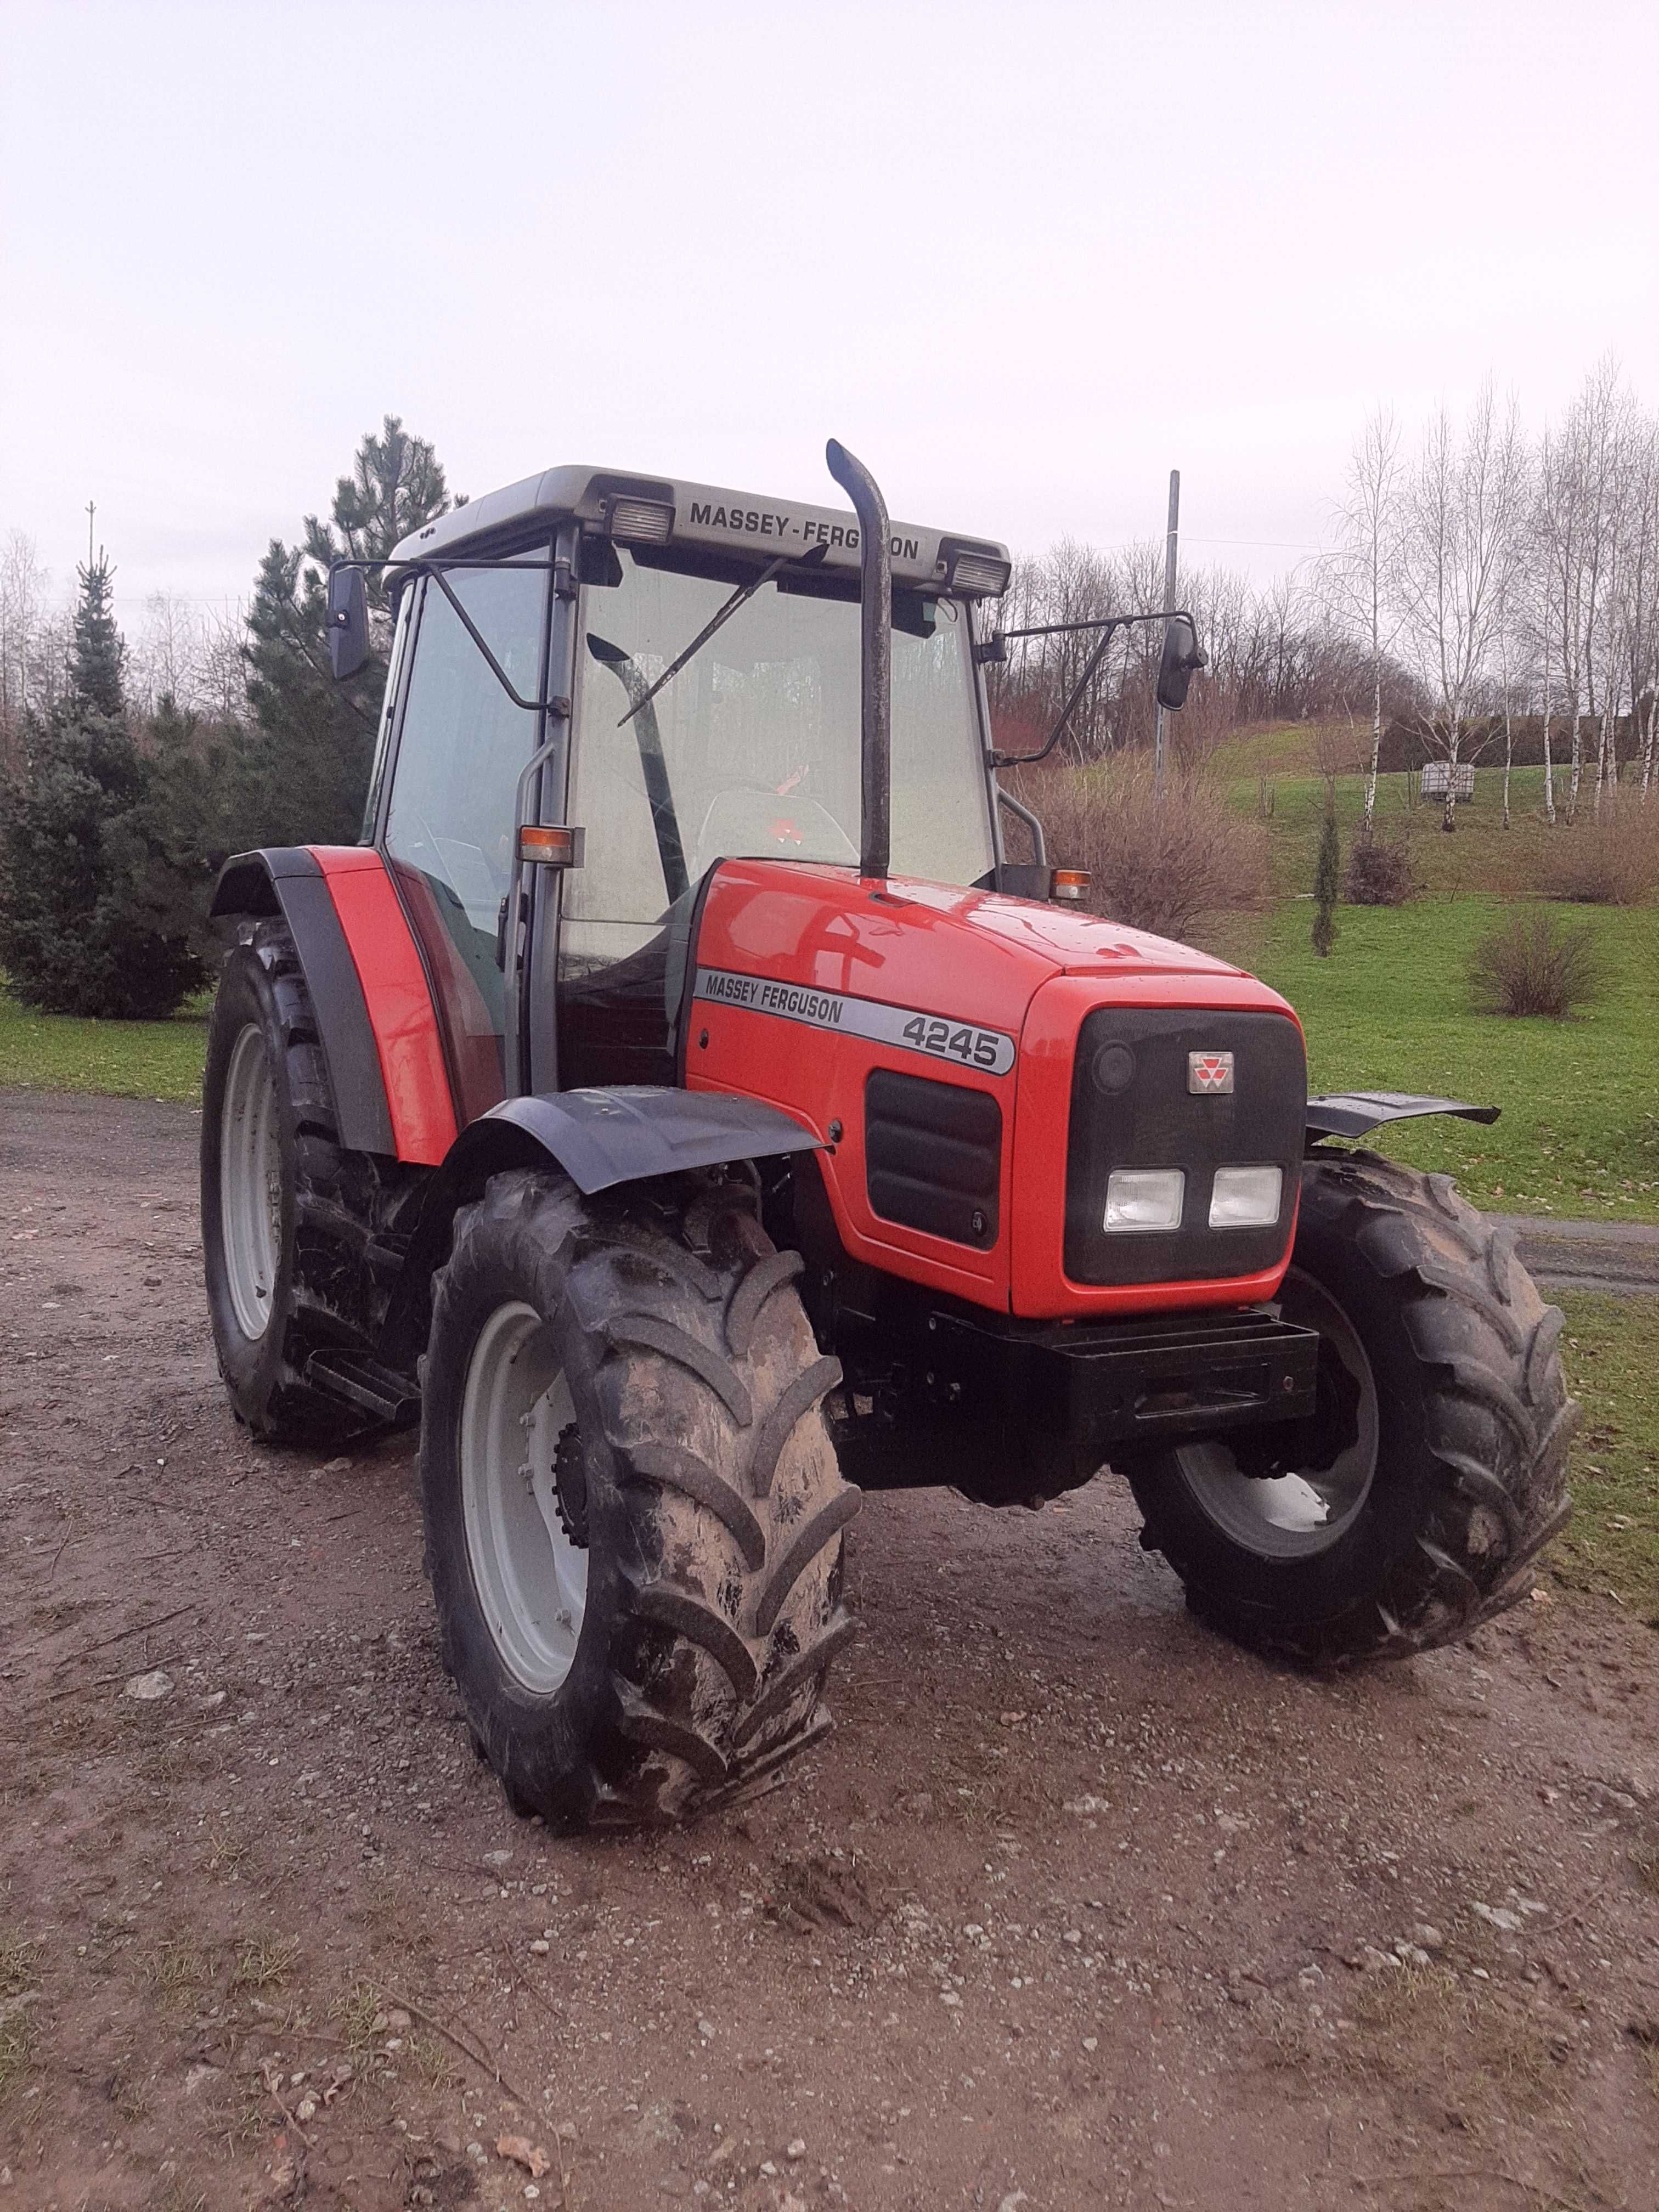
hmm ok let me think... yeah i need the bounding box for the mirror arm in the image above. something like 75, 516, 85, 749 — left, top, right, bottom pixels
328, 557, 568, 715
989, 618, 1122, 770
985, 607, 1201, 769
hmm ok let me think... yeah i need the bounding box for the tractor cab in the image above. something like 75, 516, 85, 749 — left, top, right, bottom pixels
336, 466, 1015, 1122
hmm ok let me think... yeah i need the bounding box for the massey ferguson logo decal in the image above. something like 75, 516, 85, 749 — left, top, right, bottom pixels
1188, 1051, 1235, 1094
692, 967, 1015, 1076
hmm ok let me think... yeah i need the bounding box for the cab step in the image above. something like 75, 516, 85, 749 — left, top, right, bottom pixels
304, 1348, 421, 1427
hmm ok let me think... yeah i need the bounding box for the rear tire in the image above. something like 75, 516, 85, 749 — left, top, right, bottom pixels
1126, 1152, 1576, 1667
421, 1167, 860, 1830
201, 918, 418, 1444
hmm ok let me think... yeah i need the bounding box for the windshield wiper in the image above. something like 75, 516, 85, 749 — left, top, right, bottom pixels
616, 541, 830, 728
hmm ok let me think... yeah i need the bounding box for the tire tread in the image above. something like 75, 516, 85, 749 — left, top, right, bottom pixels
1131, 1149, 1575, 1668
423, 1171, 859, 1830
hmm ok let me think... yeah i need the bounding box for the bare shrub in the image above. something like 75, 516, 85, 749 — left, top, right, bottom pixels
1537, 804, 1659, 907
1010, 758, 1273, 944
1469, 909, 1600, 1020
1344, 828, 1419, 906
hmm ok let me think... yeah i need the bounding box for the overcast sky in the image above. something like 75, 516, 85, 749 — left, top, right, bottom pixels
3, 1, 1656, 620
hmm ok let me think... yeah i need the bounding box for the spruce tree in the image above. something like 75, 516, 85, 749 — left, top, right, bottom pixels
1312, 785, 1340, 958
0, 559, 207, 1018
69, 553, 126, 716
237, 416, 456, 848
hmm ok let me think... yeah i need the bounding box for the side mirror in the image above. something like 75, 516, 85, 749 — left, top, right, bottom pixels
327, 565, 370, 681
1155, 613, 1206, 710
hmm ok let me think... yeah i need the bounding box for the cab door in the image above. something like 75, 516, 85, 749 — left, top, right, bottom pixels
379, 556, 551, 1129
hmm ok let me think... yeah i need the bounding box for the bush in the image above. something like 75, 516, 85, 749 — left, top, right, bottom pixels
1009, 757, 1273, 944
1536, 805, 1659, 907
1469, 909, 1600, 1020
1344, 827, 1419, 906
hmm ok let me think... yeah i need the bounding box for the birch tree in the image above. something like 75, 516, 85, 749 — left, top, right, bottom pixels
0, 533, 58, 775
1395, 384, 1530, 830
1327, 409, 1404, 833
1613, 410, 1658, 801
1560, 361, 1629, 818
1536, 424, 1584, 822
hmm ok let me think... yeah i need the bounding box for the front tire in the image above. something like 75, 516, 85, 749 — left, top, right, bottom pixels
421, 1169, 860, 1830
1126, 1152, 1576, 1667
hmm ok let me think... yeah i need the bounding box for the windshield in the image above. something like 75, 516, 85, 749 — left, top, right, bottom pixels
563, 551, 993, 943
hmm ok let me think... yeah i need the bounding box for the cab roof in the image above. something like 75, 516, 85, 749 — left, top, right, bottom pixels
390, 464, 1012, 597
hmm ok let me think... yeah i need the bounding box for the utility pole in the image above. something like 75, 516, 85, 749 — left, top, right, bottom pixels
86, 501, 96, 569
1152, 467, 1180, 798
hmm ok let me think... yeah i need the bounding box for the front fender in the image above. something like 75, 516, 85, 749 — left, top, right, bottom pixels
1305, 1092, 1500, 1145
472, 1086, 822, 1194
378, 1086, 821, 1368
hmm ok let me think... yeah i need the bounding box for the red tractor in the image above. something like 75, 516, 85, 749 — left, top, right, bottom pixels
201, 442, 1573, 1831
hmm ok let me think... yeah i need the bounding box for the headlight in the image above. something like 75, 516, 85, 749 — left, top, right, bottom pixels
1209, 1164, 1283, 1229
1104, 1168, 1185, 1232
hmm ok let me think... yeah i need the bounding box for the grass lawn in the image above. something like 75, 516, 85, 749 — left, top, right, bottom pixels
0, 986, 210, 1103
1238, 896, 1659, 1220
1555, 1290, 1659, 1627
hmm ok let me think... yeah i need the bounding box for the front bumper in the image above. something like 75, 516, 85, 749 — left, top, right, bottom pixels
930, 1304, 1318, 1471
834, 1299, 1320, 1499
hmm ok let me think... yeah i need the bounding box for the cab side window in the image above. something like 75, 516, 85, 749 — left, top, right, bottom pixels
384, 561, 549, 1125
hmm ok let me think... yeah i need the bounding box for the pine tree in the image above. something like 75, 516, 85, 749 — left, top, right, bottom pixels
1312, 785, 1340, 958
237, 416, 456, 848
303, 415, 454, 578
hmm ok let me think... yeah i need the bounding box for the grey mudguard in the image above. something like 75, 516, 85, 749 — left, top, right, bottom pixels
375, 1084, 822, 1370
1305, 1091, 1500, 1143
209, 847, 396, 1157
472, 1085, 821, 1194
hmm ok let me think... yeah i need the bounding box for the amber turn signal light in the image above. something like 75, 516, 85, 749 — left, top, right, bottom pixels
1051, 868, 1090, 904
518, 825, 586, 868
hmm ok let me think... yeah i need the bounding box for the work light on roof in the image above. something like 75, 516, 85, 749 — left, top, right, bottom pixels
607, 496, 674, 544
946, 547, 1012, 597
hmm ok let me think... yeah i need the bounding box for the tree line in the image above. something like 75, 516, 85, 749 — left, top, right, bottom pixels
3, 371, 1654, 1023
0, 418, 456, 1017
989, 359, 1658, 835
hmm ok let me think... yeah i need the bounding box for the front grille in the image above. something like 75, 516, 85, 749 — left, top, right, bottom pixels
865, 1068, 1001, 1249
1064, 1007, 1305, 1285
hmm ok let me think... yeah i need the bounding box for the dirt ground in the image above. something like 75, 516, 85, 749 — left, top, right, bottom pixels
2, 1088, 1657, 2212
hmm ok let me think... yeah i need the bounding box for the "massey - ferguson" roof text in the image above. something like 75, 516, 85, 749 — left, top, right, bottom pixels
686, 501, 920, 562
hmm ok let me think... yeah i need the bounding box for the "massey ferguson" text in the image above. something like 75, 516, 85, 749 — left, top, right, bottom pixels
686, 501, 921, 562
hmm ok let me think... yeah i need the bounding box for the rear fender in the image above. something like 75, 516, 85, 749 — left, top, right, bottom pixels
210, 847, 395, 1155
377, 1087, 822, 1369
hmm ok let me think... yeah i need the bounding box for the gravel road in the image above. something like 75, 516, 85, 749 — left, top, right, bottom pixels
1489, 1212, 1659, 1299
2, 1088, 1656, 2212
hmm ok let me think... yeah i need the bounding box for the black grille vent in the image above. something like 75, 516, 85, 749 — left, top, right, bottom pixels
865, 1069, 1001, 1249
1065, 1006, 1305, 1286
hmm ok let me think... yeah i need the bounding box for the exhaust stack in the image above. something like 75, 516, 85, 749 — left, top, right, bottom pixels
825, 438, 891, 881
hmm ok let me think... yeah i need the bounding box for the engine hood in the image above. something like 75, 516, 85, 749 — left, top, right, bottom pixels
687, 859, 1300, 1320
692, 860, 1279, 1013
878, 875, 1254, 981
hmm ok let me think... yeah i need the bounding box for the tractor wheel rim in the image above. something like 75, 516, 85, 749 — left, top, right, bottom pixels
460, 1299, 588, 1696
220, 1023, 282, 1340
1171, 1267, 1379, 1562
